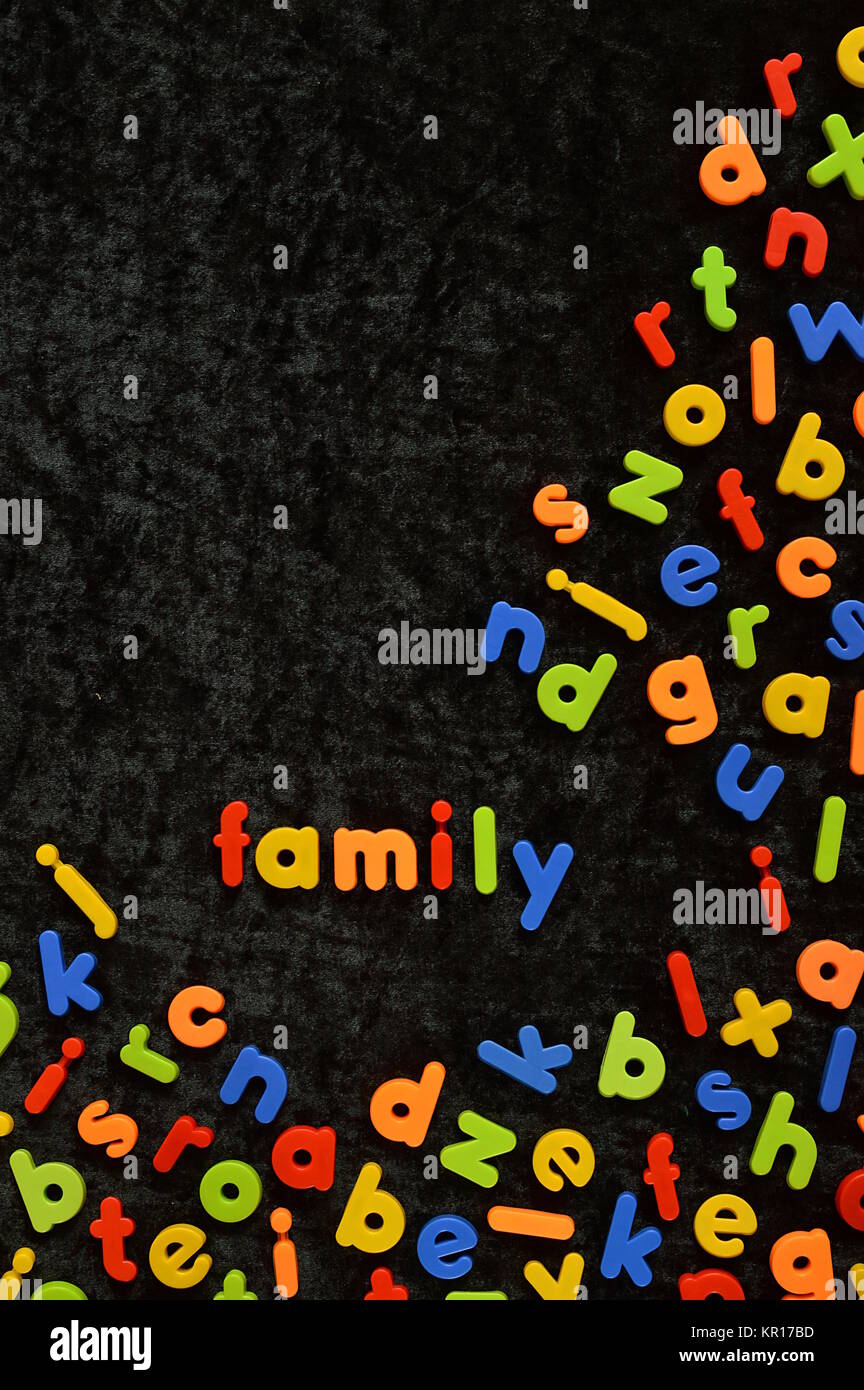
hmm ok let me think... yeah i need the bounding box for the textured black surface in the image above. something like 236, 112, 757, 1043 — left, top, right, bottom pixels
1, 0, 864, 1301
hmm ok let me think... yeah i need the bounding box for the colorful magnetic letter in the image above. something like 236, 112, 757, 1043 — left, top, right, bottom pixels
120, 1025, 179, 1084
679, 1268, 745, 1300
271, 1209, 299, 1297
663, 384, 725, 446
524, 1252, 585, 1301
546, 568, 647, 641
532, 484, 588, 543
763, 53, 802, 117
483, 601, 545, 673
836, 1169, 864, 1231
600, 1192, 662, 1288
430, 800, 452, 889
512, 841, 574, 931
219, 1044, 287, 1123
666, 951, 707, 1037
770, 1229, 833, 1300
819, 1027, 857, 1113
647, 655, 718, 744
796, 939, 864, 1010
789, 301, 864, 363
9, 1149, 86, 1233
271, 1125, 336, 1190
255, 826, 319, 889
693, 1195, 756, 1258
721, 989, 792, 1058
78, 1101, 138, 1158
763, 673, 830, 738
598, 1012, 665, 1100
814, 796, 846, 882
837, 28, 864, 87
750, 337, 777, 424
695, 1072, 752, 1131
35, 843, 117, 940
417, 1216, 478, 1279
90, 1196, 137, 1282
487, 1206, 574, 1240
764, 208, 827, 277
851, 691, 864, 773
776, 413, 845, 500
776, 536, 836, 597
370, 1062, 445, 1147
633, 302, 675, 368
536, 655, 617, 732
727, 606, 769, 669
699, 117, 767, 205
750, 845, 790, 933
25, 1038, 85, 1115
334, 1163, 405, 1253
826, 601, 864, 661
661, 545, 720, 607
473, 806, 497, 894
750, 1093, 817, 1189
716, 744, 784, 821
807, 115, 864, 200
478, 1025, 573, 1094
608, 451, 683, 524
691, 247, 736, 330
440, 1111, 517, 1188
149, 1224, 210, 1289
718, 470, 764, 550
213, 801, 250, 886
532, 1129, 595, 1191
153, 1115, 214, 1173
364, 1266, 407, 1301
643, 1134, 680, 1220
39, 930, 101, 1018
200, 1158, 262, 1223
167, 985, 227, 1049
0, 963, 19, 1060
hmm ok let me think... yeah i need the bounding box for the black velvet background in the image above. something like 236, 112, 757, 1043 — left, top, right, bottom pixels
2, 0, 864, 1302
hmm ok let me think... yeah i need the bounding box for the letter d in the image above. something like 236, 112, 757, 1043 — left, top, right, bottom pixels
369, 1062, 446, 1148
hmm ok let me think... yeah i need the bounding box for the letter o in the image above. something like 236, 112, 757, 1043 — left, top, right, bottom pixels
663, 384, 726, 446
838, 27, 864, 87
199, 1159, 262, 1223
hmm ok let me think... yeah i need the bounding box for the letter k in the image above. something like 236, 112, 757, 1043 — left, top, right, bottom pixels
39, 930, 102, 1017
477, 1025, 573, 1094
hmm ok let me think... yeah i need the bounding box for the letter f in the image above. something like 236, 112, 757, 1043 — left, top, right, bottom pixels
213, 800, 250, 886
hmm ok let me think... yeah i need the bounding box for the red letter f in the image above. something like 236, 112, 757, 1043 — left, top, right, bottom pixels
213, 800, 250, 886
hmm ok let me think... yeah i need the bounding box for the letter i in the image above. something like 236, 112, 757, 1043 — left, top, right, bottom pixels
35, 843, 118, 939
25, 1037, 86, 1114
750, 846, 790, 932
1, 1248, 34, 1300
271, 1208, 298, 1298
430, 800, 453, 890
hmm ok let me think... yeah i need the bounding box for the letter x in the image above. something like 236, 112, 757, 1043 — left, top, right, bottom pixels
808, 115, 864, 200
721, 988, 792, 1057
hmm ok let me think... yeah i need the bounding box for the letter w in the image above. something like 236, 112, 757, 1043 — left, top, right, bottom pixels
439, 1111, 516, 1188
788, 302, 864, 363
608, 451, 683, 525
